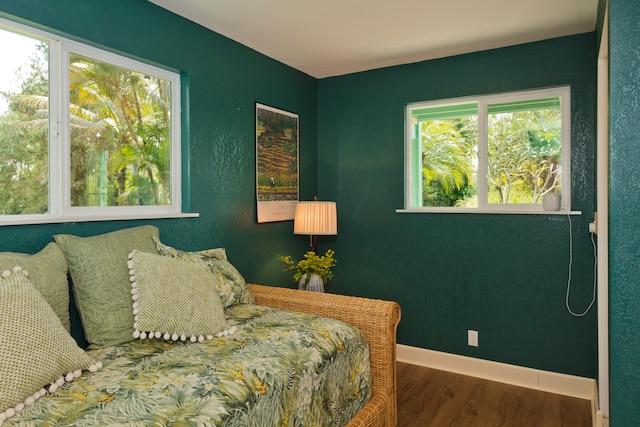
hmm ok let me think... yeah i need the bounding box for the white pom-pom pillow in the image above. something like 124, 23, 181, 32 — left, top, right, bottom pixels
0, 267, 101, 424
128, 250, 233, 343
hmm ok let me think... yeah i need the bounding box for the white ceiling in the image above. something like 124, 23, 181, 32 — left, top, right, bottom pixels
149, 0, 599, 78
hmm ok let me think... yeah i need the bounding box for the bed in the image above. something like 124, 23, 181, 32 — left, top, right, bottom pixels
0, 226, 400, 426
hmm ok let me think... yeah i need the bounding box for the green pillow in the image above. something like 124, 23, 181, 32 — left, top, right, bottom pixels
0, 267, 101, 424
0, 242, 70, 332
153, 237, 255, 308
128, 250, 230, 342
54, 225, 160, 349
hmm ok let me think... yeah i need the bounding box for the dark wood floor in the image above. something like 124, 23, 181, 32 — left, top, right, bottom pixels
397, 362, 592, 427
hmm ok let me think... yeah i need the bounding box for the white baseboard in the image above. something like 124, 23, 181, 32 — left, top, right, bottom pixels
596, 410, 609, 427
396, 344, 596, 402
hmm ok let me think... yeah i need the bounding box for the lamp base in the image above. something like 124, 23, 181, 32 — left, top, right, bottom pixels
309, 234, 318, 254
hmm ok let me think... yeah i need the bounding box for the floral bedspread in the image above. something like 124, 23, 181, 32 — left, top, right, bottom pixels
7, 305, 371, 426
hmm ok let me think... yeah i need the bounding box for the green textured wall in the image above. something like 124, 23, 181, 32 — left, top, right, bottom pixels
0, 1, 600, 380
609, 0, 640, 423
318, 34, 597, 377
0, 0, 317, 285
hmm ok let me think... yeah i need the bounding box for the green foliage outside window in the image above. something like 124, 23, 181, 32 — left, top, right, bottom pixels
0, 38, 49, 215
0, 27, 173, 216
67, 54, 172, 208
420, 117, 477, 207
487, 108, 561, 205
418, 102, 562, 208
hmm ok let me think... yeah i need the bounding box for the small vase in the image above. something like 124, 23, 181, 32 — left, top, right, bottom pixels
542, 193, 561, 211
299, 273, 324, 292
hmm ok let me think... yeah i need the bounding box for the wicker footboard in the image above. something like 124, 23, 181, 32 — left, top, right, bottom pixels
247, 284, 401, 427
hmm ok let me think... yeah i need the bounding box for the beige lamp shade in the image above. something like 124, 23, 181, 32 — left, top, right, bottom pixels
294, 201, 337, 235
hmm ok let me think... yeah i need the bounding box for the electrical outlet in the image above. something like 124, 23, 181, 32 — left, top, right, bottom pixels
468, 330, 478, 347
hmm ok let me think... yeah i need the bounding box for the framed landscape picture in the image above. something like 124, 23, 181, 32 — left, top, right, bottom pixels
255, 103, 299, 223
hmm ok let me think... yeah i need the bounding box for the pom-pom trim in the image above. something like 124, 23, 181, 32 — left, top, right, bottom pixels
1, 361, 102, 424
1, 266, 29, 279
131, 327, 238, 342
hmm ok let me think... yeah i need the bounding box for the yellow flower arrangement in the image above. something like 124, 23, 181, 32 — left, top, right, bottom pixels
279, 249, 337, 286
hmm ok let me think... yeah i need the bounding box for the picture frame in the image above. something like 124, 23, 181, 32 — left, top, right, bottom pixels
255, 103, 299, 223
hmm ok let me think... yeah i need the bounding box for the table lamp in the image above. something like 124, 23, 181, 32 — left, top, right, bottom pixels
293, 198, 337, 253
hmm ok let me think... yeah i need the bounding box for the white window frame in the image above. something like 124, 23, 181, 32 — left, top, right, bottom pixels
400, 86, 578, 215
0, 17, 196, 226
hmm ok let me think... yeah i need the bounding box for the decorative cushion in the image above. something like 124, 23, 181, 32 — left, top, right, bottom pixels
153, 237, 255, 308
0, 267, 101, 424
128, 250, 232, 342
0, 242, 70, 332
54, 225, 160, 349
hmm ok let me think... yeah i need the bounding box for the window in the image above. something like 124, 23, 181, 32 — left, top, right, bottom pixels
0, 18, 189, 225
403, 87, 571, 213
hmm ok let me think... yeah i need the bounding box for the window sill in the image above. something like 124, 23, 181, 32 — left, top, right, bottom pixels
396, 208, 582, 215
0, 212, 200, 227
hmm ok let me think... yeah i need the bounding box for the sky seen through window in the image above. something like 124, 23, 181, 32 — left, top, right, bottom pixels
0, 29, 43, 115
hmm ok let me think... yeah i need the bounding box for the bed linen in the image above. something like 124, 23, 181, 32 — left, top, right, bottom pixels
6, 304, 371, 426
